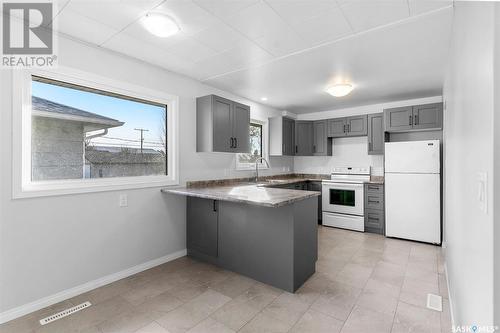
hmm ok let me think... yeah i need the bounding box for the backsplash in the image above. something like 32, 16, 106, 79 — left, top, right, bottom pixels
293, 136, 384, 176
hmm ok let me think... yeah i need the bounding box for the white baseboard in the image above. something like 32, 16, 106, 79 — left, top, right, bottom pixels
0, 249, 187, 324
444, 261, 455, 326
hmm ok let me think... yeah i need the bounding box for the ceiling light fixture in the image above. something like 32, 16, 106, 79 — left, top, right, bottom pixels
326, 83, 354, 97
142, 13, 180, 38
260, 97, 268, 101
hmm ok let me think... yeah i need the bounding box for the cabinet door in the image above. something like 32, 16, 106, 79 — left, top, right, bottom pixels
384, 106, 413, 132
295, 121, 313, 156
327, 118, 346, 137
345, 115, 367, 136
212, 96, 233, 152
367, 113, 384, 155
313, 120, 329, 156
365, 209, 384, 235
232, 102, 250, 153
283, 118, 295, 156
187, 197, 218, 258
412, 103, 443, 130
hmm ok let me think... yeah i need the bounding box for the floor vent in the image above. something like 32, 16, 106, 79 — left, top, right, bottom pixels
39, 301, 92, 325
426, 293, 442, 312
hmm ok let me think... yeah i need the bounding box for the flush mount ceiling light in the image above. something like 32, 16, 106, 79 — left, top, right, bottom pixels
260, 97, 268, 101
326, 83, 354, 97
142, 13, 180, 38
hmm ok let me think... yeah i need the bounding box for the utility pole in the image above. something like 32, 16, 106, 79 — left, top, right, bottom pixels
134, 128, 149, 153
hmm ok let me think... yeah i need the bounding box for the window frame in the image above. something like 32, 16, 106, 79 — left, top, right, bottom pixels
235, 119, 269, 171
12, 67, 179, 199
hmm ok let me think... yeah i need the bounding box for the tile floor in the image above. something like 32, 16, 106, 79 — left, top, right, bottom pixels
0, 226, 451, 333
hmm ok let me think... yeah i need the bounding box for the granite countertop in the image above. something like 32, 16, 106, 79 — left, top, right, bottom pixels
162, 183, 320, 208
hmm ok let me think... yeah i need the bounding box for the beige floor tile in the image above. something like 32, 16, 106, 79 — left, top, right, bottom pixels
210, 274, 255, 298
122, 277, 178, 306
341, 306, 393, 333
310, 281, 362, 321
290, 309, 343, 333
156, 290, 230, 333
135, 321, 171, 333
438, 274, 449, 299
382, 249, 410, 266
440, 298, 452, 333
97, 308, 155, 333
334, 263, 374, 288
351, 250, 383, 268
392, 301, 441, 333
364, 278, 401, 299
399, 290, 429, 309
137, 291, 184, 318
406, 263, 439, 285
356, 289, 398, 315
210, 299, 260, 331
167, 280, 209, 303
186, 317, 234, 333
261, 292, 310, 325
239, 312, 292, 333
371, 261, 406, 287
402, 277, 439, 296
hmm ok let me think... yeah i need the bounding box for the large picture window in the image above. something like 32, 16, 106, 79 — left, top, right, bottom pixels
13, 68, 179, 198
31, 77, 167, 181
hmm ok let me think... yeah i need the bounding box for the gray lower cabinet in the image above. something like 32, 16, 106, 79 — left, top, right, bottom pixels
327, 115, 367, 138
367, 113, 384, 155
385, 103, 443, 132
197, 95, 250, 153
187, 197, 218, 259
307, 181, 322, 223
364, 184, 385, 235
187, 196, 318, 292
295, 121, 313, 156
313, 120, 331, 156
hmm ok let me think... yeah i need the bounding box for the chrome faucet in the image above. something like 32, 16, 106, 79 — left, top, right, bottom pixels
255, 157, 271, 183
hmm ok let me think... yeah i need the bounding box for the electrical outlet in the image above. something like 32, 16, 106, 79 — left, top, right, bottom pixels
119, 194, 128, 207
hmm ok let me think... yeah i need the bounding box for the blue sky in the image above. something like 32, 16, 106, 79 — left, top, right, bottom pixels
32, 80, 166, 151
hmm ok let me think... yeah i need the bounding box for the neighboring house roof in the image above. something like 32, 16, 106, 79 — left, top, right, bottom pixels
32, 96, 124, 132
85, 146, 165, 164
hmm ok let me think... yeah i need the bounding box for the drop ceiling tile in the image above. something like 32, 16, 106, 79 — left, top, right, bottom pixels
103, 31, 197, 73
339, 0, 410, 31
54, 9, 119, 45
168, 37, 219, 63
408, 0, 452, 16
193, 0, 259, 18
222, 1, 289, 40
192, 22, 245, 52
63, 1, 148, 30
291, 7, 352, 46
265, 0, 339, 23
154, 0, 219, 35
253, 26, 309, 56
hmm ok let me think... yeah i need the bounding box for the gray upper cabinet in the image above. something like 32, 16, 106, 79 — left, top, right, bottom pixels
295, 121, 313, 156
412, 103, 443, 130
196, 95, 250, 153
269, 116, 295, 156
327, 115, 367, 138
384, 106, 413, 132
385, 103, 443, 132
232, 102, 250, 153
367, 113, 384, 155
327, 118, 346, 138
313, 120, 331, 156
345, 115, 367, 136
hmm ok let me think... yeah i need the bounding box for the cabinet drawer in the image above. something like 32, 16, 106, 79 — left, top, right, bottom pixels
365, 192, 384, 210
365, 209, 384, 235
365, 183, 383, 194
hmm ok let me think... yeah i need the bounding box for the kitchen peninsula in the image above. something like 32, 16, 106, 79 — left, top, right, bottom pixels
162, 181, 320, 292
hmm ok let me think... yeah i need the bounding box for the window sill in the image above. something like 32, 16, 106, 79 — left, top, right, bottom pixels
235, 165, 270, 171
13, 176, 179, 199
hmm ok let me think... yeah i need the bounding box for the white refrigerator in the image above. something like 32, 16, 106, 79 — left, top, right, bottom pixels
384, 140, 441, 244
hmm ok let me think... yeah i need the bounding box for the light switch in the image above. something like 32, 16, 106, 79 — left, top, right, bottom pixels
477, 172, 487, 213
119, 194, 128, 207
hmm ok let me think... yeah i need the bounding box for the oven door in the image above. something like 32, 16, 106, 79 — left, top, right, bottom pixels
322, 182, 364, 216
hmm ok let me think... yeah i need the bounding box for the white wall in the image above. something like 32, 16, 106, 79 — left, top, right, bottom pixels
0, 35, 292, 320
442, 2, 495, 326
294, 96, 442, 175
